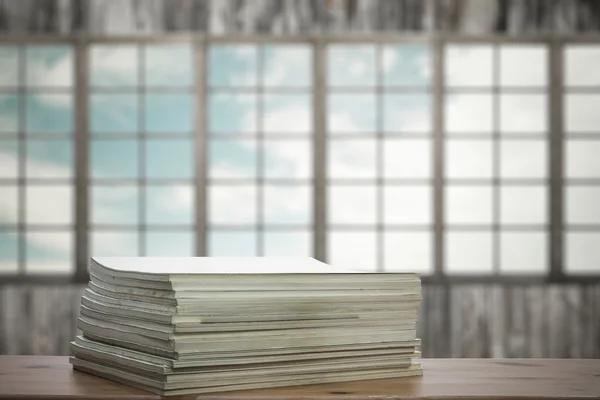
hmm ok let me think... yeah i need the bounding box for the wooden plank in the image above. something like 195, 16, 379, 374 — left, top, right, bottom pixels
487, 284, 505, 358
564, 285, 582, 358
458, 286, 488, 358
505, 286, 527, 358
580, 284, 596, 359
548, 285, 568, 358
525, 285, 548, 358
595, 284, 600, 359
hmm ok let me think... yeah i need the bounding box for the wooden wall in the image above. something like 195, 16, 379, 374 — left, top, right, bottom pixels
1, 284, 598, 358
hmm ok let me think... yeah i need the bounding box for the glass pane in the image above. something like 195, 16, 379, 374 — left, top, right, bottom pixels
566, 232, 600, 273
90, 93, 138, 134
328, 186, 377, 225
209, 139, 257, 180
565, 94, 600, 133
327, 45, 376, 87
91, 140, 138, 179
263, 185, 311, 225
26, 94, 72, 133
500, 46, 548, 87
445, 231, 493, 274
445, 140, 493, 179
384, 186, 432, 225
383, 94, 431, 133
500, 232, 547, 274
500, 140, 547, 179
500, 94, 547, 133
90, 45, 138, 87
91, 185, 138, 225
328, 231, 377, 271
500, 186, 547, 225
263, 139, 311, 179
445, 45, 493, 87
383, 139, 432, 179
145, 185, 193, 225
145, 139, 193, 179
384, 231, 432, 274
209, 231, 257, 256
26, 140, 72, 179
209, 185, 257, 225
209, 93, 257, 134
566, 141, 600, 179
0, 46, 18, 87
0, 140, 18, 178
566, 186, 600, 225
26, 185, 72, 225
328, 139, 377, 179
91, 231, 139, 257
565, 46, 600, 87
145, 231, 194, 256
25, 231, 72, 274
145, 44, 193, 87
26, 45, 73, 88
209, 45, 257, 87
263, 231, 311, 257
144, 93, 193, 133
445, 186, 493, 225
445, 94, 493, 133
0, 230, 18, 273
263, 45, 312, 88
0, 94, 19, 133
0, 185, 18, 225
263, 94, 312, 134
328, 93, 376, 133
382, 44, 431, 87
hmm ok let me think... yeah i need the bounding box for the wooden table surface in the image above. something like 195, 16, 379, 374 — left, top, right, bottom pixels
0, 356, 599, 400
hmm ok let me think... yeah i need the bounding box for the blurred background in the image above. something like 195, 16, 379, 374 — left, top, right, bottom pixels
0, 0, 599, 358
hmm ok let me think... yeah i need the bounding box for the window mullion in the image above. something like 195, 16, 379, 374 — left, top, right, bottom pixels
195, 37, 208, 256
313, 39, 327, 262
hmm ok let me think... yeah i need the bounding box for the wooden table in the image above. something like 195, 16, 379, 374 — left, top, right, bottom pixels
0, 356, 599, 400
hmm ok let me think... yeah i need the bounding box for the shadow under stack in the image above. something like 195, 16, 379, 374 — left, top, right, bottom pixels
70, 257, 422, 396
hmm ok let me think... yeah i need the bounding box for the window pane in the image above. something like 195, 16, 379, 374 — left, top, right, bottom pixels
91, 185, 138, 225
209, 139, 257, 180
263, 139, 311, 179
209, 45, 257, 87
209, 231, 257, 256
209, 185, 257, 225
263, 231, 311, 257
445, 231, 493, 274
384, 186, 432, 225
0, 46, 18, 87
26, 140, 72, 179
91, 140, 138, 179
445, 94, 493, 133
565, 46, 600, 87
145, 231, 194, 256
90, 45, 138, 87
25, 231, 72, 274
383, 94, 431, 133
26, 185, 72, 225
445, 186, 493, 225
500, 94, 547, 133
26, 45, 73, 88
328, 139, 377, 179
145, 185, 193, 225
565, 94, 600, 133
500, 186, 547, 225
383, 44, 431, 87
0, 140, 18, 178
90, 94, 138, 134
383, 139, 432, 179
91, 231, 139, 257
566, 186, 600, 225
145, 44, 193, 87
263, 94, 312, 134
500, 140, 547, 179
263, 45, 311, 88
566, 141, 600, 179
0, 230, 18, 273
384, 231, 432, 274
0, 185, 18, 226
566, 232, 600, 273
263, 185, 311, 225
0, 94, 19, 133
328, 94, 377, 133
445, 140, 493, 179
145, 139, 193, 179
327, 45, 376, 87
500, 232, 547, 274
209, 93, 257, 134
26, 94, 72, 133
500, 46, 547, 87
328, 231, 377, 271
144, 93, 193, 133
328, 186, 377, 225
445, 46, 493, 87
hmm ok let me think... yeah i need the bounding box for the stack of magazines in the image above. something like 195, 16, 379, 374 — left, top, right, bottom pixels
70, 257, 422, 396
